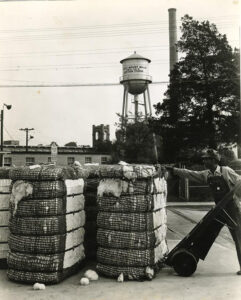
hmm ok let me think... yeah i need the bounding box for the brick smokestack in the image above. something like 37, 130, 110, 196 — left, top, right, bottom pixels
168, 8, 178, 72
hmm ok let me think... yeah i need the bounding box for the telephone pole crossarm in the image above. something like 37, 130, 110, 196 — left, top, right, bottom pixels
19, 128, 34, 152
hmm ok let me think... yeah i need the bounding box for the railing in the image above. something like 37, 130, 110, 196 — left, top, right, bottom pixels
119, 74, 152, 82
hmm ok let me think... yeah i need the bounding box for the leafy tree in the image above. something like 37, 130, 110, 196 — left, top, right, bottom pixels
93, 140, 113, 152
64, 142, 77, 147
112, 114, 160, 164
154, 15, 240, 162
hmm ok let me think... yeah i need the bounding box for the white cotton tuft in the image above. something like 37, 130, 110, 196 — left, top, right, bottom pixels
33, 283, 46, 290
29, 165, 41, 169
118, 161, 129, 166
80, 277, 90, 285
73, 161, 82, 167
117, 273, 124, 282
10, 180, 33, 216
84, 270, 99, 281
145, 267, 154, 280
97, 179, 129, 198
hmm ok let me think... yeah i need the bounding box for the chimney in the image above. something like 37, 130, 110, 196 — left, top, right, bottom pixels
168, 8, 178, 72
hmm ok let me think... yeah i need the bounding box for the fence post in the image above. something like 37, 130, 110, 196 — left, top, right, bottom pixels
184, 178, 189, 201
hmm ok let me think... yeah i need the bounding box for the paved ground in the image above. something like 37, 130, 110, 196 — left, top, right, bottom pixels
0, 206, 240, 300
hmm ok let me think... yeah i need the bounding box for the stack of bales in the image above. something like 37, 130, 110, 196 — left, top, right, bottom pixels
96, 164, 168, 280
7, 165, 88, 284
0, 168, 11, 267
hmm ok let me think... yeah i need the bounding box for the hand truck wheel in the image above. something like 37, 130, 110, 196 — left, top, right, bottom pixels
171, 249, 198, 277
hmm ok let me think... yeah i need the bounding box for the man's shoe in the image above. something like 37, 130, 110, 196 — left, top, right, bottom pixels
236, 270, 241, 275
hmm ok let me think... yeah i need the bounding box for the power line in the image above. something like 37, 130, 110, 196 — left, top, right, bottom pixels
0, 23, 236, 39
0, 28, 172, 42
0, 62, 169, 72
0, 15, 238, 34
0, 24, 237, 43
0, 20, 237, 35
0, 78, 75, 84
0, 46, 169, 59
0, 77, 238, 88
0, 21, 172, 34
0, 22, 238, 43
3, 125, 15, 140
0, 81, 169, 88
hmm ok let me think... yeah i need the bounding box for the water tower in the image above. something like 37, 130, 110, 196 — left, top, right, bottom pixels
120, 52, 153, 126
119, 52, 158, 162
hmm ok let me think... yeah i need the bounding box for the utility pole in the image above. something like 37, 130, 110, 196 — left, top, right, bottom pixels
0, 103, 12, 166
19, 128, 34, 152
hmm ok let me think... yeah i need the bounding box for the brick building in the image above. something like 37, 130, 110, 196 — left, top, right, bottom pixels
2, 124, 112, 167
2, 144, 111, 167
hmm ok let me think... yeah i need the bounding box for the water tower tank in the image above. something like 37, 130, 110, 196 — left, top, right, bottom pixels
120, 52, 152, 95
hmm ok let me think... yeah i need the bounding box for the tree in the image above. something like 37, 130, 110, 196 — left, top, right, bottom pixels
154, 15, 240, 162
64, 142, 77, 147
112, 115, 160, 164
93, 140, 113, 152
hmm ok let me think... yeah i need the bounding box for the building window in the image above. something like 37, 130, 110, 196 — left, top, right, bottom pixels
67, 157, 75, 166
26, 157, 35, 166
101, 156, 108, 164
85, 157, 92, 164
4, 157, 12, 166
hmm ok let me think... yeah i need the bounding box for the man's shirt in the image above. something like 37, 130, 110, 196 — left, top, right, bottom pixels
173, 165, 241, 201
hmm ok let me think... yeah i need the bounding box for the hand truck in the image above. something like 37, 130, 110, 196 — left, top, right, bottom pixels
164, 187, 238, 276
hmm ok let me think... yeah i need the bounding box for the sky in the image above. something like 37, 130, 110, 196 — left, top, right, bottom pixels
0, 0, 239, 147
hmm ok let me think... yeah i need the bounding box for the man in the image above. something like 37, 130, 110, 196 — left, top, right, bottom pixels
168, 149, 241, 275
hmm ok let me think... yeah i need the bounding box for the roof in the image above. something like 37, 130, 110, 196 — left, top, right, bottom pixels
120, 52, 151, 63
3, 145, 111, 155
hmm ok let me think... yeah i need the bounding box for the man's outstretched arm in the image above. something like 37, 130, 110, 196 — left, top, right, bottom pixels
170, 167, 207, 184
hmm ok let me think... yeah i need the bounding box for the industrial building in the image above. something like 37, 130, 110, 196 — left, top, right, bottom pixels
2, 124, 111, 167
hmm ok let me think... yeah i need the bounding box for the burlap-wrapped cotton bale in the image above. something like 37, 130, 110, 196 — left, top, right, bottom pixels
9, 227, 85, 254
9, 194, 85, 217
97, 209, 167, 232
7, 165, 86, 284
9, 210, 85, 235
97, 241, 168, 267
97, 178, 157, 197
8, 244, 85, 272
97, 193, 166, 213
7, 262, 82, 284
97, 176, 166, 197
98, 164, 156, 179
97, 225, 167, 249
8, 178, 84, 222
0, 179, 11, 264
96, 164, 168, 280
9, 165, 89, 181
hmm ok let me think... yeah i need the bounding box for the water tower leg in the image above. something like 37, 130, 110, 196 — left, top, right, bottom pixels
143, 91, 148, 120
147, 86, 152, 115
125, 88, 129, 123
134, 95, 138, 122
122, 87, 127, 129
